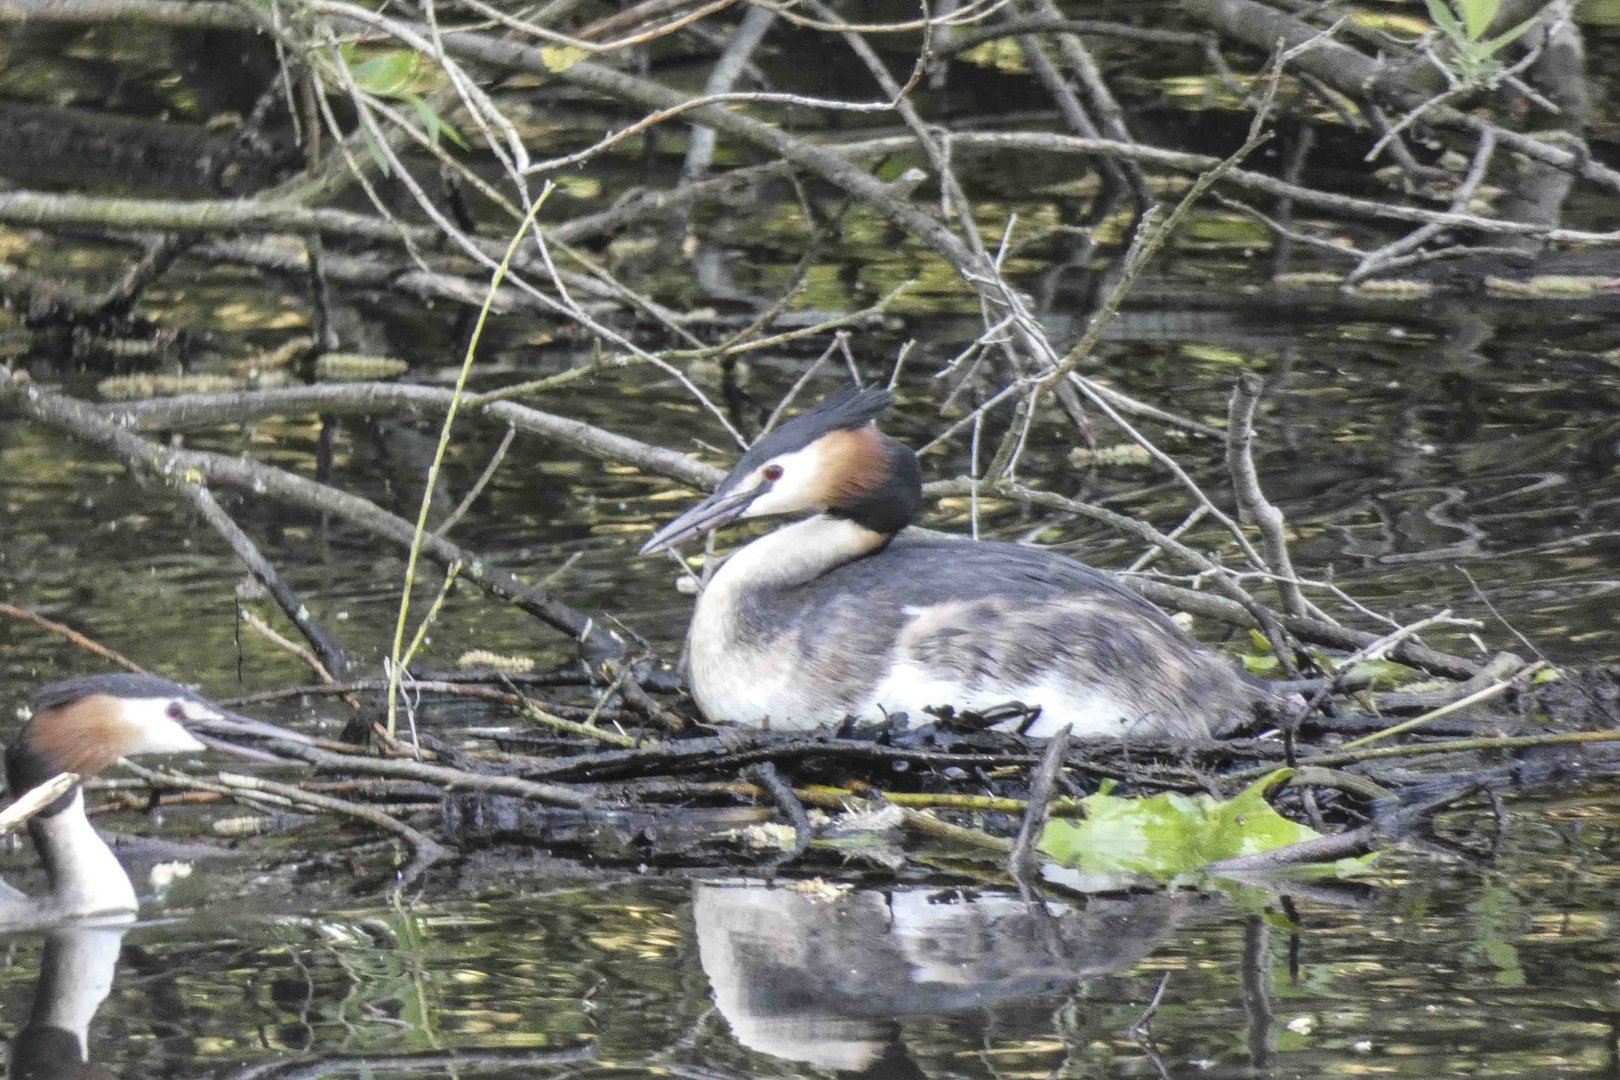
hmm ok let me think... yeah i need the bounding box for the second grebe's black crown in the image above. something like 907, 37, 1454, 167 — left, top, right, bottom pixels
31, 673, 200, 713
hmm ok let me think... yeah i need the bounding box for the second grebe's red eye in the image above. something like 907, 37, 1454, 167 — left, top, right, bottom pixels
763, 464, 783, 482
166, 701, 186, 720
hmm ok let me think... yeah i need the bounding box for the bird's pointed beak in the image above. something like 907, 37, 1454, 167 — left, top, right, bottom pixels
188, 711, 312, 763
640, 483, 765, 555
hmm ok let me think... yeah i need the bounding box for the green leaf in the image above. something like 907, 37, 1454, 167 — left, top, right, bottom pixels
1425, 0, 1466, 40
348, 48, 420, 97
403, 93, 468, 150
1480, 15, 1538, 55
1241, 653, 1281, 676
359, 127, 393, 176
1338, 657, 1421, 689
540, 45, 589, 73
1457, 0, 1501, 40
410, 93, 440, 145
1038, 770, 1372, 882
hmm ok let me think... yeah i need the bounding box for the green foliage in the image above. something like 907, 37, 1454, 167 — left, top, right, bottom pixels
359, 127, 392, 177
347, 47, 419, 96
1238, 630, 1422, 689
1467, 885, 1527, 987
540, 45, 590, 72
408, 93, 468, 150
1038, 770, 1374, 882
1424, 0, 1537, 88
334, 45, 466, 158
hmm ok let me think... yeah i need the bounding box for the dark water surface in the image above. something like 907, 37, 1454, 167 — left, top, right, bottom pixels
6, 8, 1620, 1080
6, 824, 1620, 1079
7, 298, 1620, 1079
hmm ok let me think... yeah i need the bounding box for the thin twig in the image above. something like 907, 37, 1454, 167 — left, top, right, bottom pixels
431, 426, 517, 540
744, 761, 813, 862
238, 607, 335, 684
1339, 662, 1546, 750
0, 774, 81, 836
1225, 373, 1309, 619
388, 194, 552, 739
1010, 725, 1071, 882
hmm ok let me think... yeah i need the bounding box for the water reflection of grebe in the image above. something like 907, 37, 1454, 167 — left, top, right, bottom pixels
6, 925, 125, 1080
693, 880, 1186, 1075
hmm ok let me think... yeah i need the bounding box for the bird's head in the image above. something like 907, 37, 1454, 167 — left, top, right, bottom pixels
641, 388, 921, 554
6, 674, 308, 805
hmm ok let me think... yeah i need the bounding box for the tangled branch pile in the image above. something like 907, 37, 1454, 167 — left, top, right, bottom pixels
2, 0, 1619, 886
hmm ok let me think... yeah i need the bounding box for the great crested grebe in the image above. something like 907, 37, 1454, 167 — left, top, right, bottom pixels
1, 673, 308, 924
642, 388, 1265, 738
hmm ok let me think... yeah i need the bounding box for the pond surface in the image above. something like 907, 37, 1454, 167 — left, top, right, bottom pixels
5, 817, 1620, 1079
6, 6, 1620, 1079
7, 333, 1620, 1073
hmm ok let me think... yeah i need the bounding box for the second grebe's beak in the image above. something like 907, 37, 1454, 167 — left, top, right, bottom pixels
640, 483, 765, 556
188, 710, 312, 763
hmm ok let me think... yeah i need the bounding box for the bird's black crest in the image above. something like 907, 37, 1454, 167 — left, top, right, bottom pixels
730, 387, 894, 479
30, 673, 198, 713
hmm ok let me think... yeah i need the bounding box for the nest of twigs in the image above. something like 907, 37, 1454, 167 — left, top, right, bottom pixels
84, 660, 1618, 897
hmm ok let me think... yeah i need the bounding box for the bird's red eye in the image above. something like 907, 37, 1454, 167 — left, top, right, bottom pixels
764, 464, 783, 482
166, 701, 185, 720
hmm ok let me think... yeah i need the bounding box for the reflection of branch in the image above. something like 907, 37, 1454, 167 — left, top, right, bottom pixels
217, 1043, 598, 1080
99, 382, 723, 488
0, 604, 145, 673
1021, 0, 1150, 202
681, 6, 776, 181
1, 371, 638, 670
187, 485, 351, 677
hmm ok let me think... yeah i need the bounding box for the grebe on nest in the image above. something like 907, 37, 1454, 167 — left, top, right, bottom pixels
642, 389, 1263, 738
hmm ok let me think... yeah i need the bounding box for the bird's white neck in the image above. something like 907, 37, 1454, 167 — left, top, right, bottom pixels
26, 790, 139, 919
710, 514, 889, 592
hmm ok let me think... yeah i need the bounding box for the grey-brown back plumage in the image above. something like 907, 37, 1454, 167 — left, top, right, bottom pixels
725, 533, 1263, 736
